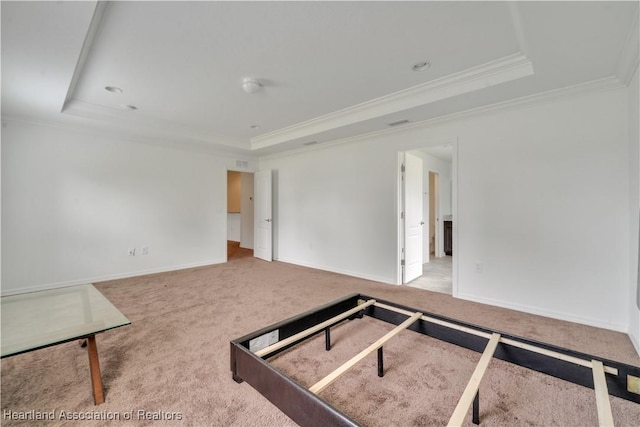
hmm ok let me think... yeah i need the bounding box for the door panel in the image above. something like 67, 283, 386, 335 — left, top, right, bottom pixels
254, 169, 272, 262
403, 153, 423, 283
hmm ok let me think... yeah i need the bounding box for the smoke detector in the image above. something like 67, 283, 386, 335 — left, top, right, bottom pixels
241, 78, 263, 94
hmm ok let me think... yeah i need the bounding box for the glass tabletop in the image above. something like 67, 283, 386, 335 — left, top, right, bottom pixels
1, 284, 130, 357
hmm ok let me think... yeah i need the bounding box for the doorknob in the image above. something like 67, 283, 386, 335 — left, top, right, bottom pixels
265, 219, 271, 222
420, 221, 425, 225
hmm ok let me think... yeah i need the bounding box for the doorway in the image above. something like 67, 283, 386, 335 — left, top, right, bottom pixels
400, 143, 456, 295
227, 171, 255, 261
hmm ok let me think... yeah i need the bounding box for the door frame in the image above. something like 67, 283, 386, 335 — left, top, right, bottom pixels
396, 139, 459, 297
225, 169, 255, 260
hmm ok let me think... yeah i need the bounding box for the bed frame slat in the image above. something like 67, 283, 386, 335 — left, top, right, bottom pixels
448, 333, 501, 426
592, 359, 615, 427
309, 312, 422, 394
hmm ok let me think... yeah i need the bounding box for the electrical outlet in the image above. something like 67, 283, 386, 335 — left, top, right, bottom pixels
473, 262, 483, 273
128, 248, 136, 256
141, 246, 149, 255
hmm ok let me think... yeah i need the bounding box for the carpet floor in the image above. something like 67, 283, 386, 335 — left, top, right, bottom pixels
1, 257, 639, 426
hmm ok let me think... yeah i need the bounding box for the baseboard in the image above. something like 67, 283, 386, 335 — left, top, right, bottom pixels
628, 316, 640, 356
276, 257, 395, 285
0, 259, 227, 296
630, 331, 640, 356
456, 291, 628, 334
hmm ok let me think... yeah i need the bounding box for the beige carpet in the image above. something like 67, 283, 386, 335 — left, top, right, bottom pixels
2, 257, 639, 426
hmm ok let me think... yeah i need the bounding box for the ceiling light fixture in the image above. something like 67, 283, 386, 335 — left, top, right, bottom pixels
241, 78, 262, 94
412, 61, 431, 72
105, 86, 123, 93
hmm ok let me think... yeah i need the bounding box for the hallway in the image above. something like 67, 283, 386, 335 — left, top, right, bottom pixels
405, 256, 452, 294
227, 241, 253, 261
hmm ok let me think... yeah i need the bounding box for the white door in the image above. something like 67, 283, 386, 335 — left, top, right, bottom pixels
403, 153, 423, 283
254, 169, 272, 261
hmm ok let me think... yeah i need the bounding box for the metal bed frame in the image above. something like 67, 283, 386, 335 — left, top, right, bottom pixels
230, 293, 640, 426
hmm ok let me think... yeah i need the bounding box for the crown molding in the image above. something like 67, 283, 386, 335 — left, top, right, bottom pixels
62, 98, 250, 151
251, 53, 534, 150
258, 76, 624, 161
2, 113, 255, 159
426, 76, 625, 126
616, 7, 639, 86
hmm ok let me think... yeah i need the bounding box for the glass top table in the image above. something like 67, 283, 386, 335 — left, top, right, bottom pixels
1, 284, 130, 404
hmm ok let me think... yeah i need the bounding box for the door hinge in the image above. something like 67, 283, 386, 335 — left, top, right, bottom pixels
401, 212, 405, 219
401, 164, 405, 172
401, 259, 405, 266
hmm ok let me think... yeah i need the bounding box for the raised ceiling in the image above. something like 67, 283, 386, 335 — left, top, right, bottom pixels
2, 1, 638, 156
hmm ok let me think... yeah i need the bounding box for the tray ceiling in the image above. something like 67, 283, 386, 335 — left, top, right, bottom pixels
2, 1, 638, 155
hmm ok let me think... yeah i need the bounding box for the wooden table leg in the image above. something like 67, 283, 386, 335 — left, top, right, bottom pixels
86, 335, 104, 405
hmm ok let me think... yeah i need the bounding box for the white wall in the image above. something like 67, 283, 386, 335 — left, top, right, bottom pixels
227, 213, 241, 242
261, 142, 399, 283
454, 90, 629, 332
628, 65, 640, 352
2, 85, 633, 336
1, 119, 254, 295
260, 86, 631, 332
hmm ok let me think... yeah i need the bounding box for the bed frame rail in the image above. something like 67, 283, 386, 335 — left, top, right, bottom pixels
231, 293, 640, 426
361, 295, 639, 404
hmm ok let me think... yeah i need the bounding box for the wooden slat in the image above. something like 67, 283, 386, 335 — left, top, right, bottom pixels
374, 301, 491, 339
592, 359, 615, 427
374, 302, 618, 376
502, 338, 618, 376
254, 299, 376, 358
447, 333, 501, 427
309, 312, 423, 394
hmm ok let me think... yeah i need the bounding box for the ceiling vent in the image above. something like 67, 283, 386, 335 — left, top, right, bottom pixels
302, 141, 318, 146
387, 119, 410, 127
